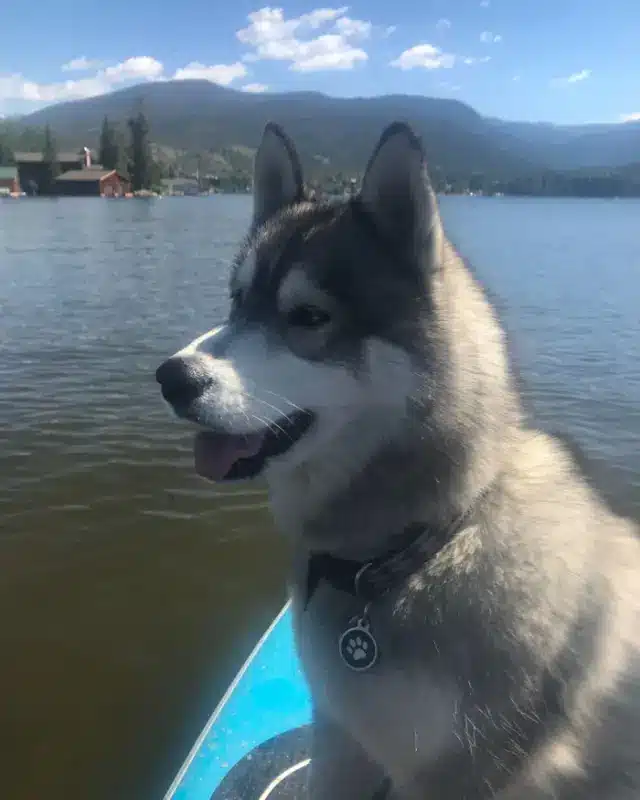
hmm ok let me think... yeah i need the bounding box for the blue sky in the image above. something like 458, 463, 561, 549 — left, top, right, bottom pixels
1, 0, 638, 125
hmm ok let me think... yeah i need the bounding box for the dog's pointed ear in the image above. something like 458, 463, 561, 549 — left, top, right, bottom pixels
359, 122, 441, 264
252, 122, 304, 229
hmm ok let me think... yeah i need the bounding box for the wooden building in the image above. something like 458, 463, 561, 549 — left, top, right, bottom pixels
14, 151, 91, 194
54, 168, 131, 197
0, 166, 20, 195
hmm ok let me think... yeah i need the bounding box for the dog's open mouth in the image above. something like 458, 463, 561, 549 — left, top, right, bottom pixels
193, 410, 315, 482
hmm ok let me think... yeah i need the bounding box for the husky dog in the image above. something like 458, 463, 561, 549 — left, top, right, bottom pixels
156, 122, 640, 798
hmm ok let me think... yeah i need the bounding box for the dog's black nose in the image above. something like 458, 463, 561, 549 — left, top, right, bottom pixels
156, 356, 212, 409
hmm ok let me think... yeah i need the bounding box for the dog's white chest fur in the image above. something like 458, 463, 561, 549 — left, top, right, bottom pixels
292, 584, 460, 786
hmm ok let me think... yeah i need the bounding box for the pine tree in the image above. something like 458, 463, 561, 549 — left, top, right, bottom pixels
98, 116, 120, 171
0, 135, 14, 166
115, 129, 129, 176
127, 103, 154, 191
41, 125, 60, 195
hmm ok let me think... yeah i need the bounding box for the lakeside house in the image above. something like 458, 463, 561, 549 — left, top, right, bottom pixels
55, 166, 131, 197
15, 150, 88, 194
13, 149, 130, 197
161, 177, 201, 196
0, 166, 20, 196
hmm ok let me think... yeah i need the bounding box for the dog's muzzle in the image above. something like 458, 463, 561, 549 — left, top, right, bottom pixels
156, 354, 213, 413
155, 352, 316, 482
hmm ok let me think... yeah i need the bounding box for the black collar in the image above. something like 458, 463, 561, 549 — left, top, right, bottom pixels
305, 489, 490, 609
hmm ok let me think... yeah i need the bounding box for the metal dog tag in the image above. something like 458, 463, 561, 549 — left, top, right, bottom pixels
339, 612, 379, 672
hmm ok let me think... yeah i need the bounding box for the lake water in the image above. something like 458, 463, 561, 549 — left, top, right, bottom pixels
1, 195, 639, 800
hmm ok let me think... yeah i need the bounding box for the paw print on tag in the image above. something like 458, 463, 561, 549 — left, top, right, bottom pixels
345, 636, 368, 661
339, 624, 378, 671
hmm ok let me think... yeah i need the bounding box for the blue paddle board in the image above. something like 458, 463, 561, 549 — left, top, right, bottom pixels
163, 601, 313, 799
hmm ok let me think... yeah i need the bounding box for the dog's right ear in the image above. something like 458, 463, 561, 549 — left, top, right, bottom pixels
252, 123, 304, 229
359, 122, 441, 265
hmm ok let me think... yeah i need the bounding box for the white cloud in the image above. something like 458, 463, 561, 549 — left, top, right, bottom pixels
335, 16, 372, 38
512, 74, 521, 82
103, 56, 164, 83
436, 18, 452, 32
294, 38, 368, 71
0, 53, 258, 113
392, 38, 496, 71
0, 56, 164, 107
566, 69, 590, 83
236, 6, 370, 71
383, 25, 397, 37
551, 69, 591, 87
61, 56, 103, 72
463, 55, 491, 65
1, 8, 380, 111
480, 31, 502, 43
1, 7, 376, 112
390, 44, 455, 70
619, 112, 640, 123
172, 61, 247, 85
242, 82, 269, 93
480, 0, 490, 7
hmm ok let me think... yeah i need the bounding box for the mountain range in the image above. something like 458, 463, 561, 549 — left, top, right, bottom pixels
11, 80, 640, 178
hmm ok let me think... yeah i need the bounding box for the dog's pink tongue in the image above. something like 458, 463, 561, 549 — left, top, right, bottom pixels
194, 430, 265, 481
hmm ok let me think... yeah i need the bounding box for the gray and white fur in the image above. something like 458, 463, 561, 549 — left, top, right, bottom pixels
157, 121, 640, 798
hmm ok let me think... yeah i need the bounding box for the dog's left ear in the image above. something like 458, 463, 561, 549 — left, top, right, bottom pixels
359, 122, 441, 265
252, 122, 304, 229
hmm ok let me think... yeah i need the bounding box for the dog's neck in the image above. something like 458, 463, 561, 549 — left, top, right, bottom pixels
303, 479, 495, 606
268, 416, 508, 560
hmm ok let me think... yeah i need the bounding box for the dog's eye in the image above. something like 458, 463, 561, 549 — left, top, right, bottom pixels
286, 304, 332, 329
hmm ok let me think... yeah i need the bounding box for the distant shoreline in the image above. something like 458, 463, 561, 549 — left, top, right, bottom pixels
1, 190, 635, 201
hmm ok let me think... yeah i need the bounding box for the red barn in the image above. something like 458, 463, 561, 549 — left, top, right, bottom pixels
54, 168, 131, 197
0, 166, 20, 195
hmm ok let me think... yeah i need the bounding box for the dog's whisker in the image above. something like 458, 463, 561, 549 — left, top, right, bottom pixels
240, 409, 259, 437
242, 397, 300, 442
250, 413, 293, 443
261, 389, 306, 413
243, 392, 292, 420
